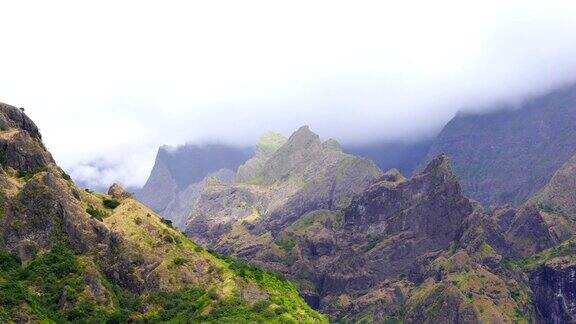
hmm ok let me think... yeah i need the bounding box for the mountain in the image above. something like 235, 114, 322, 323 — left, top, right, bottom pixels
0, 103, 325, 323
425, 83, 576, 207
136, 143, 253, 228
181, 124, 576, 322
185, 126, 383, 246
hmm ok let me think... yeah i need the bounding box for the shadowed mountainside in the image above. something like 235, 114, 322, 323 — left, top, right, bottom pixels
425, 82, 576, 207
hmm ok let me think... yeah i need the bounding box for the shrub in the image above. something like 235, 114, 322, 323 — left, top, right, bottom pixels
86, 205, 106, 221
173, 257, 188, 266
103, 198, 120, 209
61, 172, 72, 181
160, 218, 174, 228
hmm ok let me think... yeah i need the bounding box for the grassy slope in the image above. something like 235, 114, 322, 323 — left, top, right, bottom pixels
0, 176, 327, 323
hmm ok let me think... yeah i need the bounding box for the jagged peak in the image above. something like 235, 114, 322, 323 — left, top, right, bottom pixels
287, 125, 321, 145
108, 183, 133, 200
0, 102, 42, 140
422, 153, 457, 179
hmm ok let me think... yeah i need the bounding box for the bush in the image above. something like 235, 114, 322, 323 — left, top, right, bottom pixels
160, 218, 174, 228
173, 257, 188, 266
61, 172, 72, 181
86, 205, 106, 221
103, 198, 121, 209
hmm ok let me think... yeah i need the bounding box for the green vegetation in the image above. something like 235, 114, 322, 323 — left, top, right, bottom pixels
203, 253, 326, 323
160, 217, 175, 228
61, 172, 72, 181
0, 244, 119, 323
275, 234, 297, 252
102, 198, 121, 209
173, 257, 188, 266
0, 243, 327, 323
86, 205, 107, 221
15, 168, 46, 182
507, 237, 576, 271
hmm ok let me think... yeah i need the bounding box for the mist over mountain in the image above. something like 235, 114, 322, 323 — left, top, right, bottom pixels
5, 2, 576, 323
3, 2, 576, 189
425, 82, 576, 207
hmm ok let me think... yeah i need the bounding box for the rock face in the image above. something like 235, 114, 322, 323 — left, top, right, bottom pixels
425, 83, 576, 207
530, 259, 576, 323
136, 142, 252, 228
107, 182, 133, 200
0, 102, 325, 323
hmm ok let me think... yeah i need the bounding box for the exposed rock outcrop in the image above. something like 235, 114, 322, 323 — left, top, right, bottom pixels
108, 183, 133, 200
530, 258, 576, 323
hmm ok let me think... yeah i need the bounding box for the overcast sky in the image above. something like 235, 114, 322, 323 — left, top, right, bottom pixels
1, 1, 576, 189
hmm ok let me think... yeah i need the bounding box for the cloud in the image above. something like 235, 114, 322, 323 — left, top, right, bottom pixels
1, 0, 576, 189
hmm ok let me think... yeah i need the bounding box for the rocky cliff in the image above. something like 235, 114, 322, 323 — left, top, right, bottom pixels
425, 83, 576, 207
0, 103, 325, 323
136, 143, 252, 229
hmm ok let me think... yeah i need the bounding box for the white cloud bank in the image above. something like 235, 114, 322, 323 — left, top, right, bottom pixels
1, 0, 576, 189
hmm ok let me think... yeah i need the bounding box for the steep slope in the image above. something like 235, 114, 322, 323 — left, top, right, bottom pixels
535, 152, 576, 221
137, 143, 252, 228
0, 103, 326, 323
425, 82, 576, 207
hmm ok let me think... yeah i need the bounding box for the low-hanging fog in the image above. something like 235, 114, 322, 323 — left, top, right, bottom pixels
2, 1, 576, 189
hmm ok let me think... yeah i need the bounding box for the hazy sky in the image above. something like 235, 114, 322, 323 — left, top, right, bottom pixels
2, 1, 576, 189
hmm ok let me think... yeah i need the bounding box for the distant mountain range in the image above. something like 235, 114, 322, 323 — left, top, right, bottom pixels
134, 81, 576, 322
4, 80, 576, 322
